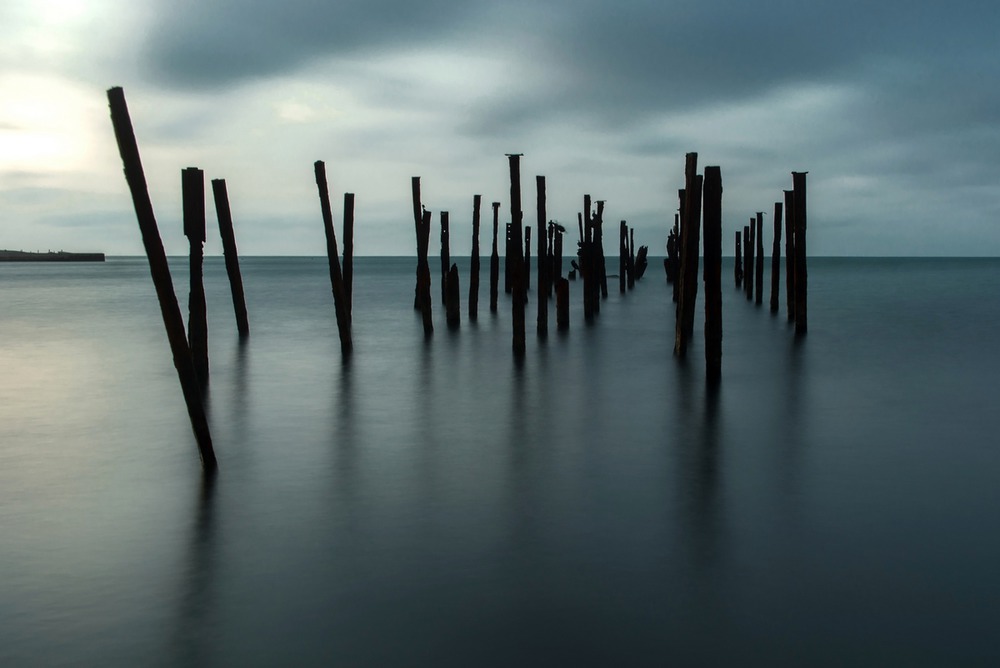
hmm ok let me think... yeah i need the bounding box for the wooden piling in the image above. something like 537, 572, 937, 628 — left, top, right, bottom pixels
743, 225, 751, 301
440, 211, 450, 305
418, 209, 434, 336
735, 231, 742, 288
595, 200, 608, 299
313, 161, 352, 355
490, 202, 500, 313
446, 263, 460, 329
673, 195, 684, 305
182, 167, 209, 385
106, 86, 216, 471
536, 176, 548, 337
343, 193, 355, 323
469, 195, 481, 321
754, 211, 764, 306
555, 277, 570, 330
674, 152, 702, 358
412, 177, 423, 310
554, 225, 564, 287
784, 189, 795, 323
619, 220, 627, 293
703, 166, 723, 385
745, 219, 754, 302
629, 228, 637, 287
505, 222, 512, 295
211, 179, 250, 338
792, 172, 808, 335
508, 154, 526, 356
524, 226, 532, 292
770, 201, 782, 314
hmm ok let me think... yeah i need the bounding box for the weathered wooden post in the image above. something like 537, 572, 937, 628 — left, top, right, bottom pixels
314, 161, 352, 354
440, 211, 450, 305
536, 176, 548, 337
745, 219, 754, 302
412, 177, 423, 310
182, 167, 209, 385
446, 263, 461, 329
418, 209, 434, 336
628, 228, 636, 288
674, 152, 702, 357
343, 193, 355, 323
784, 189, 795, 323
508, 154, 526, 356
554, 224, 564, 286
619, 220, 627, 293
556, 277, 570, 331
595, 200, 608, 299
734, 231, 743, 288
469, 195, 481, 321
505, 222, 512, 294
770, 201, 782, 314
792, 172, 808, 335
703, 166, 723, 385
754, 211, 764, 306
106, 86, 216, 471
490, 202, 500, 313
524, 226, 532, 292
211, 178, 250, 338
673, 196, 684, 305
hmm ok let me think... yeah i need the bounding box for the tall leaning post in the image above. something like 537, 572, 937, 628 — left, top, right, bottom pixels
106, 87, 216, 472
182, 167, 209, 385
703, 166, 723, 385
211, 179, 250, 338
769, 201, 782, 314
792, 172, 808, 336
535, 176, 548, 337
469, 195, 481, 321
314, 160, 352, 355
411, 177, 423, 310
507, 154, 526, 356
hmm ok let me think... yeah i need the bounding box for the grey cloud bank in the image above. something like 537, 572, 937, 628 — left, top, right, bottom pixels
1, 0, 998, 255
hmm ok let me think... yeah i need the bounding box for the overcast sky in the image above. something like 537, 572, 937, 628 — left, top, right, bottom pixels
2, 0, 998, 256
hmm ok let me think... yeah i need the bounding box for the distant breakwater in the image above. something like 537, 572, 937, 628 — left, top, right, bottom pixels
0, 250, 106, 262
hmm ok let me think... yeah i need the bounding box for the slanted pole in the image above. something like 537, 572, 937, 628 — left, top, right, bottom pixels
412, 177, 423, 310
314, 160, 352, 355
106, 86, 216, 471
212, 179, 250, 338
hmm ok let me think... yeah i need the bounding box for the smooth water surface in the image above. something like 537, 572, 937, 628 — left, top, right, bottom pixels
2, 257, 999, 666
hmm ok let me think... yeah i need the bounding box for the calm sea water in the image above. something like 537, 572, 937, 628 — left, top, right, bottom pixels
2, 256, 998, 666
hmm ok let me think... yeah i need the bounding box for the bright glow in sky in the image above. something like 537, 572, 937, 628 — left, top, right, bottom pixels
1, 0, 998, 255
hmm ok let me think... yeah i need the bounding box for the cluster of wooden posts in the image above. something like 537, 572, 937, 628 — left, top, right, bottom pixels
411, 154, 649, 354
108, 86, 806, 473
732, 172, 809, 334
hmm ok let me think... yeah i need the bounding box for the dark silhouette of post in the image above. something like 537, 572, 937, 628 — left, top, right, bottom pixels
469, 195, 481, 321
211, 179, 250, 338
770, 201, 782, 314
183, 167, 209, 385
703, 166, 723, 385
343, 193, 355, 323
784, 189, 795, 323
745, 219, 754, 302
619, 220, 627, 293
524, 226, 532, 292
595, 200, 608, 299
673, 195, 684, 305
440, 212, 450, 305
489, 202, 500, 313
508, 154, 526, 355
417, 209, 434, 336
535, 176, 548, 337
505, 222, 512, 295
412, 177, 423, 310
446, 263, 460, 329
556, 278, 570, 330
629, 228, 637, 287
554, 224, 564, 286
792, 172, 808, 335
735, 231, 743, 288
106, 86, 216, 471
314, 161, 352, 355
675, 152, 702, 357
755, 212, 764, 305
